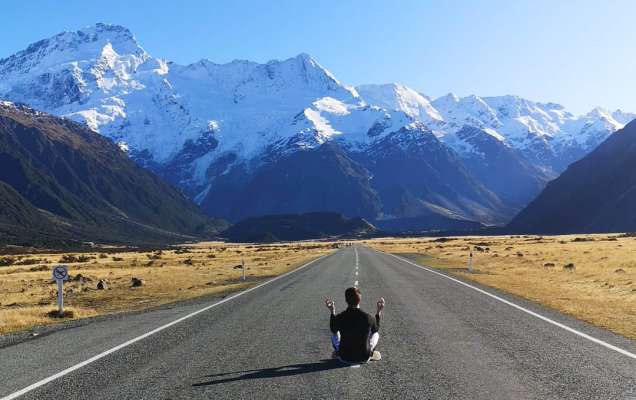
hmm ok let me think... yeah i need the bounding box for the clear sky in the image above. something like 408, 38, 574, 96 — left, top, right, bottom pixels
2, 0, 634, 114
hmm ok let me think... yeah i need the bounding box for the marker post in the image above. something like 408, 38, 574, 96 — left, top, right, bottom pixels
52, 265, 69, 315
468, 251, 473, 273
241, 258, 246, 281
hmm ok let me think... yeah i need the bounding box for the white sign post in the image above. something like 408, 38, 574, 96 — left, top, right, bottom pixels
241, 258, 246, 281
468, 251, 473, 273
52, 265, 69, 315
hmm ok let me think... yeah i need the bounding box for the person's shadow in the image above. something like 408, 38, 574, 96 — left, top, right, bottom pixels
193, 359, 348, 387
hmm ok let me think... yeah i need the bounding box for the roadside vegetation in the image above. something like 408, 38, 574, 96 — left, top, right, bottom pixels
4, 234, 635, 340
0, 241, 335, 334
364, 234, 636, 340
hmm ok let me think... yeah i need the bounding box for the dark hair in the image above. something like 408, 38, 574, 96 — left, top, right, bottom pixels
345, 287, 361, 307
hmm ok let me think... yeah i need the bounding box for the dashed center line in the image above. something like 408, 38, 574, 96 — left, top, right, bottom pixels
354, 247, 360, 288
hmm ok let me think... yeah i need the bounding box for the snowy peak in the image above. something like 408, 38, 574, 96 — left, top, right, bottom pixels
612, 109, 636, 125
431, 93, 500, 132
0, 23, 152, 111
584, 107, 622, 128
0, 23, 146, 79
286, 53, 344, 87
172, 52, 356, 107
356, 83, 442, 122
258, 53, 355, 97
432, 92, 460, 107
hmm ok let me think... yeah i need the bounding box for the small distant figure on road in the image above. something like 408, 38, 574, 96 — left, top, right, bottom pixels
325, 287, 385, 363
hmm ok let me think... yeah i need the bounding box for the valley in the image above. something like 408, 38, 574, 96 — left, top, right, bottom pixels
1, 7, 636, 400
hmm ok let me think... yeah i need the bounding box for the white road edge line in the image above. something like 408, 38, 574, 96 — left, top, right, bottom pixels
1, 252, 335, 400
384, 251, 636, 361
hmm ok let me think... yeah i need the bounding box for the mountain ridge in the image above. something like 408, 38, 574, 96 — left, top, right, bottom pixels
508, 119, 636, 234
1, 23, 633, 230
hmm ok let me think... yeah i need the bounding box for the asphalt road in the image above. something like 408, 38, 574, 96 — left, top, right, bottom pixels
0, 246, 634, 399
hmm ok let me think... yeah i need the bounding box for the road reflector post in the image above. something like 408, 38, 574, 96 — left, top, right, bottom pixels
241, 258, 246, 281
52, 265, 69, 316
468, 250, 473, 273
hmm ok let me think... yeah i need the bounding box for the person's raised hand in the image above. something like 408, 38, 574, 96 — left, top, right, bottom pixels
325, 297, 335, 313
376, 297, 386, 314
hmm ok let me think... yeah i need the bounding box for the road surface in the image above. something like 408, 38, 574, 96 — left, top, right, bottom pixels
0, 246, 634, 399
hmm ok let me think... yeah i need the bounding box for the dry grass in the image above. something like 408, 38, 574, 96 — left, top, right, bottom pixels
0, 241, 337, 334
364, 234, 636, 340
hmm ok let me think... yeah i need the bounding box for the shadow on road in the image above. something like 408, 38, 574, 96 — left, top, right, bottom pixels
193, 359, 347, 386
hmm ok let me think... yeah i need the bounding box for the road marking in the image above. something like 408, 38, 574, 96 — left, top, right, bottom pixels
1, 252, 335, 400
354, 247, 360, 288
385, 252, 636, 361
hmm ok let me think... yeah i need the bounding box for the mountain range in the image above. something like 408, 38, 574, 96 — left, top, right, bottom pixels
508, 120, 636, 234
0, 101, 225, 245
1, 23, 633, 231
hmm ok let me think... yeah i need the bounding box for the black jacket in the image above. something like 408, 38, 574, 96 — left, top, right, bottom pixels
330, 307, 380, 362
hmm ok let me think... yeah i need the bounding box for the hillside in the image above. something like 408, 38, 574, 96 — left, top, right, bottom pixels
0, 102, 225, 245
508, 120, 636, 233
221, 212, 377, 242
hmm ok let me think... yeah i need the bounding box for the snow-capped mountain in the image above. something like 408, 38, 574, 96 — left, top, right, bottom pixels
0, 23, 631, 230
425, 92, 630, 172
356, 83, 444, 128
0, 23, 198, 163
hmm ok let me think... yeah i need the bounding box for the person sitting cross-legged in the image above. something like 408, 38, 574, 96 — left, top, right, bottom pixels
325, 287, 385, 363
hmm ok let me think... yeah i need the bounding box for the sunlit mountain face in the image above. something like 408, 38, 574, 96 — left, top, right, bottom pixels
1, 23, 633, 230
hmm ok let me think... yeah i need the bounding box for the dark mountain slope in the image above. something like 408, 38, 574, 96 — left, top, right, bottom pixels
508, 120, 636, 233
0, 103, 224, 245
200, 142, 381, 222
353, 124, 514, 229
0, 181, 69, 245
454, 126, 554, 207
222, 212, 377, 242
200, 124, 514, 231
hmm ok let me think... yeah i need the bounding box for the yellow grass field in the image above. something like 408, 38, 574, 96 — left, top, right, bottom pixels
3, 234, 635, 340
364, 234, 636, 339
0, 241, 336, 334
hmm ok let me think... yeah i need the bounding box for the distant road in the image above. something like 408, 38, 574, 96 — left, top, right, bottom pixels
1, 247, 634, 399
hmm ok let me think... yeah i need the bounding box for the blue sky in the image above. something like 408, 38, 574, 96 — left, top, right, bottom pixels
2, 0, 634, 114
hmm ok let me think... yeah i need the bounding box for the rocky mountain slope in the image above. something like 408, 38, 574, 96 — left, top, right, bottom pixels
0, 102, 224, 245
1, 23, 632, 230
508, 120, 636, 233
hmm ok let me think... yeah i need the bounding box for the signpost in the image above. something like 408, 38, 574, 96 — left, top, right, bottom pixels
52, 265, 69, 315
468, 250, 474, 273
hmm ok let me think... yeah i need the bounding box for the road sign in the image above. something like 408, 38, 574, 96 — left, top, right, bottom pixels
53, 265, 68, 281
52, 265, 69, 315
